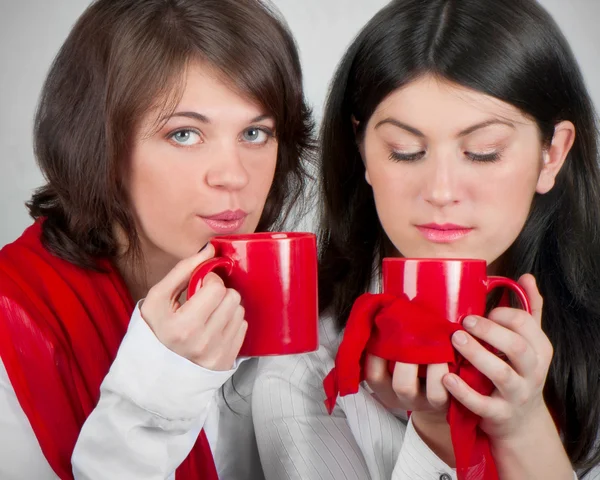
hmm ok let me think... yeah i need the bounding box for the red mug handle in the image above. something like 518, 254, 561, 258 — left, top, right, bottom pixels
188, 257, 235, 296
486, 276, 532, 314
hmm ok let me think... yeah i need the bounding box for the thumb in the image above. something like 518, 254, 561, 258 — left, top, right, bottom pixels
150, 243, 216, 305
518, 273, 543, 325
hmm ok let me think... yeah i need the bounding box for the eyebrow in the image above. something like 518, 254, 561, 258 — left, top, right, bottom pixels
162, 111, 274, 124
374, 118, 515, 137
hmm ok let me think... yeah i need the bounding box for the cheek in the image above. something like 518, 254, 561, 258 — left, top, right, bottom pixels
367, 159, 414, 210
248, 147, 278, 195
128, 147, 194, 222
477, 167, 538, 260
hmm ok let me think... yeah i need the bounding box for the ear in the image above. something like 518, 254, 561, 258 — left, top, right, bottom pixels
351, 115, 360, 135
536, 120, 575, 194
351, 115, 370, 183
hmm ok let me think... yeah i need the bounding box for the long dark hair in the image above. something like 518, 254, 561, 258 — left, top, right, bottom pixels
28, 0, 314, 270
318, 0, 600, 469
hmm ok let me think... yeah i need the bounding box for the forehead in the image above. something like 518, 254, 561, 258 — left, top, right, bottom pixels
175, 61, 264, 113
139, 60, 269, 133
372, 74, 534, 132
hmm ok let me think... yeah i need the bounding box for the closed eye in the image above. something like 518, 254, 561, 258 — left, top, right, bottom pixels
389, 151, 426, 162
465, 151, 501, 163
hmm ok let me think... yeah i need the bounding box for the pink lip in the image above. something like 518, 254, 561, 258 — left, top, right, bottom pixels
200, 209, 248, 234
416, 223, 473, 243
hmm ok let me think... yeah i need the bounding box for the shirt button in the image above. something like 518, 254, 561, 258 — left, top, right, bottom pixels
439, 475, 452, 480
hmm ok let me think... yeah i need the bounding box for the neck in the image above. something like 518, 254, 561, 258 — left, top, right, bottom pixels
113, 227, 179, 303
115, 251, 179, 303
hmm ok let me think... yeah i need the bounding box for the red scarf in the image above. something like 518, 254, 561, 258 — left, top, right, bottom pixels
0, 221, 218, 479
323, 292, 498, 480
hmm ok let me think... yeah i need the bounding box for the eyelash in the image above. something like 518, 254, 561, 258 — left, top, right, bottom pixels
167, 126, 276, 145
243, 126, 276, 144
167, 128, 201, 146
388, 151, 502, 163
465, 152, 501, 163
388, 151, 425, 162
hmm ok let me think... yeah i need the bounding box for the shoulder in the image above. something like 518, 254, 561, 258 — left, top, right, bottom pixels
0, 222, 84, 348
0, 222, 62, 307
0, 221, 58, 289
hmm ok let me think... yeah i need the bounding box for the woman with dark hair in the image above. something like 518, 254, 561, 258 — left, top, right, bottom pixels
254, 0, 600, 478
0, 0, 314, 478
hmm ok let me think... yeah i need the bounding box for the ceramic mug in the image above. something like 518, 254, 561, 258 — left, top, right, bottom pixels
188, 232, 319, 356
382, 258, 531, 322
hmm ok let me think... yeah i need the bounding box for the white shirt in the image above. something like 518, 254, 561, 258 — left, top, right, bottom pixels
252, 311, 595, 480
0, 308, 597, 479
0, 305, 264, 480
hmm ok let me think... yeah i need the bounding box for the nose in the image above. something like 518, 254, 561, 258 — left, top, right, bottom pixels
205, 144, 250, 191
421, 153, 460, 207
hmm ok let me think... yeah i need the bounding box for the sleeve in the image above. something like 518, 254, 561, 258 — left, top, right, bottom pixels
391, 417, 456, 480
72, 304, 240, 480
252, 348, 463, 480
576, 463, 599, 479
0, 356, 60, 480
581, 467, 600, 479
252, 352, 373, 480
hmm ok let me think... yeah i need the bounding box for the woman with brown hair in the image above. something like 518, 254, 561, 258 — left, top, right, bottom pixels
0, 0, 313, 479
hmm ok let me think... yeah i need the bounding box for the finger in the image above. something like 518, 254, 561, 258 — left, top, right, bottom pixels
452, 330, 524, 401
392, 362, 422, 406
206, 288, 245, 336
222, 304, 246, 340
204, 319, 248, 371
487, 307, 553, 365
226, 320, 248, 365
426, 363, 450, 410
462, 314, 537, 376
518, 274, 543, 325
200, 272, 225, 288
176, 272, 227, 322
204, 288, 243, 335
443, 373, 506, 420
148, 244, 216, 305
364, 355, 403, 410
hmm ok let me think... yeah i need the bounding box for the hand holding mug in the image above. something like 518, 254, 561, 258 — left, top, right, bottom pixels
141, 244, 248, 371
366, 258, 531, 419
188, 232, 319, 357
442, 274, 555, 443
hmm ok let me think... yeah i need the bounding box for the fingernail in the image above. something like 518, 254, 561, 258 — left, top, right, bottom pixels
462, 316, 477, 328
444, 375, 458, 388
453, 331, 468, 346
198, 242, 209, 253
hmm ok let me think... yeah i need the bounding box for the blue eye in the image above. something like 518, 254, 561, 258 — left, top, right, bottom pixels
242, 127, 272, 144
169, 129, 201, 146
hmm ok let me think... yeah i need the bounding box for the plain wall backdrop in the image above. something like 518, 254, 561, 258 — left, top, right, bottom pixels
1, 0, 599, 247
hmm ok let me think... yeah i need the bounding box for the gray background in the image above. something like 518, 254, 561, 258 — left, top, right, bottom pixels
1, 0, 599, 247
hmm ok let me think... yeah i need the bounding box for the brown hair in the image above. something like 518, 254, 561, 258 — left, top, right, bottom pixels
28, 0, 314, 270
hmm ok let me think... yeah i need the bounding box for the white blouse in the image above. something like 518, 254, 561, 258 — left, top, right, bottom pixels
252, 310, 593, 480
0, 305, 264, 480
0, 304, 596, 479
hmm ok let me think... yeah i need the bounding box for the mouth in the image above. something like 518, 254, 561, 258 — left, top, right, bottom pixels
416, 223, 473, 244
199, 209, 248, 234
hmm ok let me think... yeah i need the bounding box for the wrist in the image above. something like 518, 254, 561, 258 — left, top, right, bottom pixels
490, 405, 572, 479
492, 404, 557, 451
411, 411, 455, 467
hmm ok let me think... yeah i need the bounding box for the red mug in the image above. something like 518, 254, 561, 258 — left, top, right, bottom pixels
188, 232, 319, 356
382, 258, 531, 374
382, 258, 531, 321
